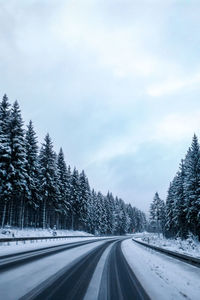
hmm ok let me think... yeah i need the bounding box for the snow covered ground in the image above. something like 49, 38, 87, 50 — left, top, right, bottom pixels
122, 239, 200, 300
0, 227, 93, 239
0, 228, 117, 257
134, 232, 200, 258
0, 227, 96, 256
0, 236, 102, 256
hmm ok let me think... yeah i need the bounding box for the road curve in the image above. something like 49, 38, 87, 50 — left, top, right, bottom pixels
19, 239, 150, 300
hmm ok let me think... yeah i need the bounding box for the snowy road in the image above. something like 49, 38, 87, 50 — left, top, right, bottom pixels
0, 238, 199, 300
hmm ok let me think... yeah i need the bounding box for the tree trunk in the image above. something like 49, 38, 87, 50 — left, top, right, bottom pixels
9, 200, 13, 226
43, 199, 46, 229
56, 212, 59, 229
71, 211, 74, 230
1, 202, 7, 228
25, 205, 29, 227
21, 201, 25, 230
18, 196, 25, 229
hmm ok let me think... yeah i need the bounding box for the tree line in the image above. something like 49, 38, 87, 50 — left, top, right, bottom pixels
149, 134, 200, 240
0, 94, 146, 234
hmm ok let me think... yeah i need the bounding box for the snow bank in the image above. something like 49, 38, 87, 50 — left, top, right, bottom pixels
134, 232, 200, 259
122, 239, 200, 300
0, 227, 93, 239
0, 236, 100, 256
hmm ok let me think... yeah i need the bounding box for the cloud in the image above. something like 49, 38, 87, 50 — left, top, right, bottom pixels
147, 72, 200, 97
153, 112, 200, 142
87, 136, 138, 165
1, 0, 200, 212
51, 0, 179, 80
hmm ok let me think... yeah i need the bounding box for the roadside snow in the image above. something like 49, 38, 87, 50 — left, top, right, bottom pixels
0, 236, 100, 257
122, 239, 200, 300
0, 227, 93, 239
0, 227, 95, 256
134, 232, 200, 259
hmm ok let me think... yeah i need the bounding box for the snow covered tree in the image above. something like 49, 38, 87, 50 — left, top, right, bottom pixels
184, 135, 200, 237
9, 101, 27, 228
114, 198, 129, 235
0, 94, 12, 227
173, 160, 188, 238
39, 133, 59, 229
0, 94, 148, 234
70, 168, 81, 230
57, 148, 71, 228
105, 192, 115, 234
79, 170, 91, 230
86, 189, 97, 234
24, 120, 39, 226
126, 204, 136, 233
96, 192, 107, 234
149, 192, 165, 234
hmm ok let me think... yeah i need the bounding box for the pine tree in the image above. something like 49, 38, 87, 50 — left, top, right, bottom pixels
127, 204, 135, 233
114, 198, 128, 235
57, 148, 71, 228
39, 133, 59, 229
0, 94, 11, 227
79, 170, 91, 231
121, 202, 130, 234
165, 178, 178, 237
70, 168, 81, 230
105, 192, 115, 234
96, 192, 107, 234
9, 101, 27, 228
149, 192, 165, 234
86, 189, 97, 234
113, 196, 122, 235
184, 135, 200, 237
173, 160, 188, 238
25, 120, 39, 226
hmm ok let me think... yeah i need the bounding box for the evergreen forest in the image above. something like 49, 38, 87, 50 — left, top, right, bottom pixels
149, 134, 200, 240
0, 94, 146, 235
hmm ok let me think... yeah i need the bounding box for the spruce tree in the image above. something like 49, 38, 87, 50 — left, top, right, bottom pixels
0, 94, 11, 227
70, 168, 81, 230
173, 160, 188, 238
165, 178, 178, 237
184, 135, 200, 237
86, 189, 97, 234
39, 133, 59, 229
57, 148, 71, 228
96, 192, 107, 234
9, 101, 27, 228
105, 192, 115, 234
25, 120, 39, 226
114, 198, 127, 235
79, 170, 91, 230
149, 192, 165, 234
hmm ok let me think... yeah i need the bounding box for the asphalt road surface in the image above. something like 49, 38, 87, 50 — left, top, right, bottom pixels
1, 238, 150, 300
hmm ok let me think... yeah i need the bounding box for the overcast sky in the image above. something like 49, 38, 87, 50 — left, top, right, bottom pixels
0, 0, 200, 212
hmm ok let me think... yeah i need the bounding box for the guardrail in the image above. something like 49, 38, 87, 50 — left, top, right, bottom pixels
132, 238, 200, 267
0, 235, 94, 245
